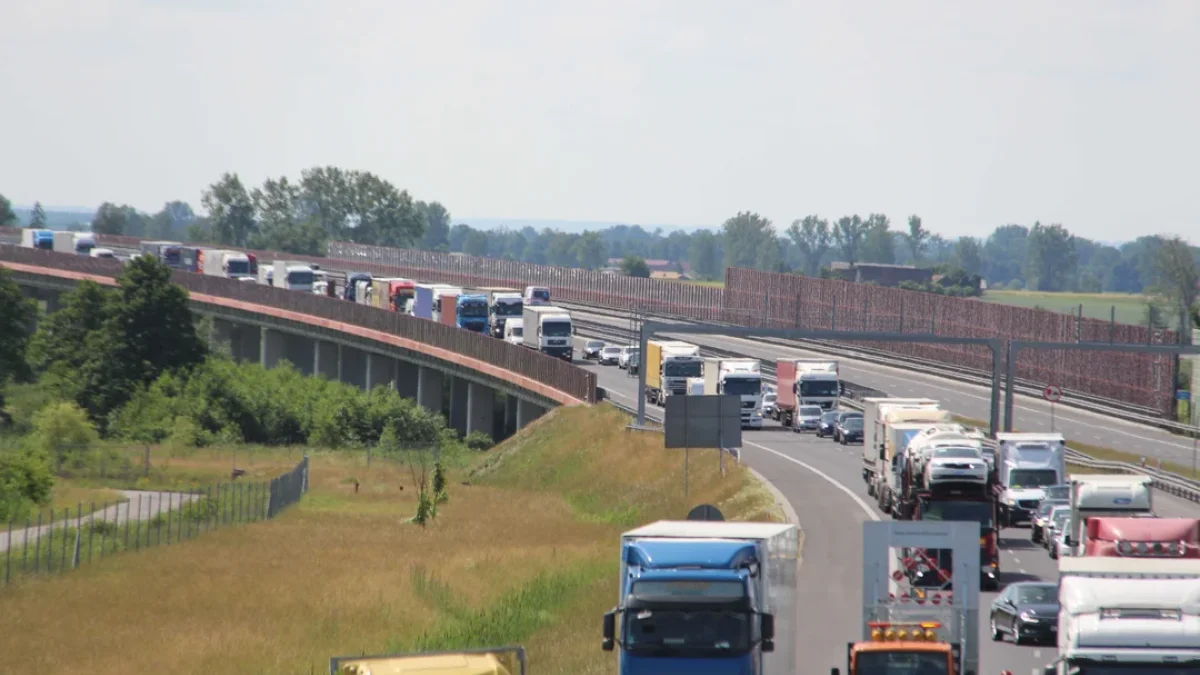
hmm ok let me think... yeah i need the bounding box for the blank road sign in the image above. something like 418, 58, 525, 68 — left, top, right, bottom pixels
664, 395, 743, 449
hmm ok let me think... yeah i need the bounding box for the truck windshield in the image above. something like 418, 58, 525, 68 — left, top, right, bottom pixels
623, 609, 751, 655
854, 651, 949, 674
920, 500, 993, 526
162, 247, 182, 265
287, 271, 314, 286
510, 327, 523, 338
542, 320, 571, 337
494, 302, 522, 316
226, 259, 250, 275
460, 302, 488, 317
531, 288, 550, 302
1009, 469, 1058, 489
723, 379, 761, 397
664, 361, 703, 378
799, 380, 839, 397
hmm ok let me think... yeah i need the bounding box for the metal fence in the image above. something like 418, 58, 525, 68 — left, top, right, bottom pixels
0, 456, 308, 588
721, 267, 1178, 415
0, 244, 595, 404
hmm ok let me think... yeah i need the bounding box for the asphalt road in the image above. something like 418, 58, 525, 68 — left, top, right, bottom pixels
574, 310, 1200, 471
575, 335, 1200, 675
0, 490, 201, 552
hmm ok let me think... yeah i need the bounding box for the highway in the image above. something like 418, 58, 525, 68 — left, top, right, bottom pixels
571, 308, 1200, 471
575, 334, 1200, 675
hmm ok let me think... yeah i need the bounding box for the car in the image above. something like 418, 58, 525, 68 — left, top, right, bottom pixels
599, 345, 622, 365
833, 411, 862, 442
761, 392, 777, 419
816, 410, 840, 438
989, 581, 1059, 645
1041, 506, 1070, 549
1031, 500, 1069, 544
923, 446, 989, 489
792, 405, 824, 432
1048, 511, 1071, 558
582, 340, 605, 360
618, 346, 640, 369
837, 416, 864, 444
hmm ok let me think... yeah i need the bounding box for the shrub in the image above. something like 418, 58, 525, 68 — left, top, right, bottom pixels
0, 448, 54, 521
31, 401, 100, 471
464, 431, 495, 452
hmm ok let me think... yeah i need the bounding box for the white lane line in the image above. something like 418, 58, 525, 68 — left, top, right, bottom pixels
1020, 568, 1027, 574
745, 440, 880, 522
1014, 558, 1021, 564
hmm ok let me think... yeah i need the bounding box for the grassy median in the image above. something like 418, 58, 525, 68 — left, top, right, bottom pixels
0, 403, 787, 675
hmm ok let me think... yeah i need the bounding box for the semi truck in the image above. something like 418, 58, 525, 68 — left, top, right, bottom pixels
994, 433, 1067, 527
1060, 474, 1154, 558
772, 359, 841, 425
21, 229, 54, 250
1045, 557, 1200, 675
262, 260, 315, 292
1076, 517, 1200, 558
139, 240, 184, 268
344, 273, 372, 303
331, 646, 527, 674
197, 248, 253, 279
702, 358, 765, 428
479, 287, 523, 338
521, 306, 573, 360
455, 293, 490, 333
891, 427, 1000, 590
602, 520, 799, 675
860, 397, 940, 488
413, 283, 453, 320
433, 287, 462, 323
523, 285, 550, 306
835, 520, 980, 675
644, 340, 703, 405
52, 231, 95, 255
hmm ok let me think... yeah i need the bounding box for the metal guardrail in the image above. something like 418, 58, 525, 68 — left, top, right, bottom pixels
577, 317, 1200, 504
565, 302, 1196, 437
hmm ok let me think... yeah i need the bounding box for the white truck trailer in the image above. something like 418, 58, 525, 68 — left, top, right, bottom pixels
1061, 474, 1153, 557
521, 306, 573, 360
702, 358, 764, 428
1049, 557, 1200, 674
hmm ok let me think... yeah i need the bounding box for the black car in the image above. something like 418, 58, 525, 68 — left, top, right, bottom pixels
990, 582, 1059, 645
582, 340, 605, 360
816, 411, 840, 438
838, 417, 864, 444
833, 411, 862, 442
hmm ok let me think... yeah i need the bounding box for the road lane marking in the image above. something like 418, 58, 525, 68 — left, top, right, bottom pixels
744, 440, 880, 522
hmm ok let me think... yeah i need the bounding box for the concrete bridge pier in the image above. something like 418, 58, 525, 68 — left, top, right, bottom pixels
313, 341, 339, 379
366, 352, 394, 391
449, 376, 470, 436
516, 399, 546, 429
466, 382, 495, 440
341, 346, 368, 390
396, 361, 420, 400
417, 366, 444, 416
504, 394, 519, 438
260, 327, 285, 369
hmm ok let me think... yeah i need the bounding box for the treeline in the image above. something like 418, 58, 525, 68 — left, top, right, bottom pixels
0, 257, 453, 521
4, 171, 1198, 294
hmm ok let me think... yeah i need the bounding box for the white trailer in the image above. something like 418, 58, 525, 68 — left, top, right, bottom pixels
1062, 474, 1153, 557
1051, 557, 1200, 674
521, 305, 573, 360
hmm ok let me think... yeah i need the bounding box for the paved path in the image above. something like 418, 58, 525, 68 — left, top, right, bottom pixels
0, 490, 202, 553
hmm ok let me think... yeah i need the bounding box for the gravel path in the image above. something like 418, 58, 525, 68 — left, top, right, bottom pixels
0, 490, 203, 553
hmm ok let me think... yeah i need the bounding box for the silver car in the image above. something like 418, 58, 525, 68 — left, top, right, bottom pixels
761, 392, 777, 418
599, 345, 622, 365
792, 405, 824, 432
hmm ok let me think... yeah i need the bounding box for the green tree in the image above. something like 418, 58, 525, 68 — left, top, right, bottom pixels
91, 202, 147, 236
0, 448, 54, 520
463, 229, 489, 257
573, 230, 606, 270
1025, 222, 1077, 291
621, 255, 651, 278
418, 201, 452, 250
31, 401, 100, 471
905, 215, 928, 262
687, 230, 720, 279
954, 236, 984, 277
721, 211, 778, 271
860, 213, 895, 264
250, 176, 327, 255
786, 216, 832, 277
0, 194, 17, 227
202, 173, 258, 246
1152, 236, 1199, 342
0, 268, 36, 386
29, 202, 46, 228
296, 166, 424, 247
151, 201, 196, 239
984, 224, 1029, 285
833, 215, 868, 266
26, 280, 113, 376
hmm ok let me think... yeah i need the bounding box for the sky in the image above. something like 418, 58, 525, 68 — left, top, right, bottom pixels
1, 0, 1198, 241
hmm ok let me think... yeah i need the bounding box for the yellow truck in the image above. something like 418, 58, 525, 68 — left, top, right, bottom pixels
643, 339, 702, 405
331, 646, 526, 675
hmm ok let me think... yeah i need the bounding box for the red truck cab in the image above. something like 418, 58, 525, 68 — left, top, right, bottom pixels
1084, 517, 1200, 557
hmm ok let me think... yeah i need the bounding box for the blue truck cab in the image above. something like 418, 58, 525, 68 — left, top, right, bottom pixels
344, 273, 372, 303
603, 521, 798, 675
22, 229, 54, 250
455, 293, 490, 333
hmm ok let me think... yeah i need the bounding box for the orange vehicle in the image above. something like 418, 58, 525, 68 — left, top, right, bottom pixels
834, 621, 957, 675
1083, 517, 1200, 557
386, 279, 416, 313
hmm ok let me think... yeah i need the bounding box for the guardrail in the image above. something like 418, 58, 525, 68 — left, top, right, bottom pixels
0, 245, 596, 404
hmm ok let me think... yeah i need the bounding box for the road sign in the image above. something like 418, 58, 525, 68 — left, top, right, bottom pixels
1177, 390, 1191, 401
1043, 385, 1062, 402
687, 504, 725, 521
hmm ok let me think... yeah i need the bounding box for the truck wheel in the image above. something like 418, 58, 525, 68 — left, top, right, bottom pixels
867, 482, 876, 498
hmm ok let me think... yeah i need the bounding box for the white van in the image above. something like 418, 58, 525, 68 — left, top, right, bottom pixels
503, 318, 525, 346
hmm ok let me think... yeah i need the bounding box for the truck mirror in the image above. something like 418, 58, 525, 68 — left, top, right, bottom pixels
602, 611, 616, 651
760, 613, 775, 640
761, 639, 775, 653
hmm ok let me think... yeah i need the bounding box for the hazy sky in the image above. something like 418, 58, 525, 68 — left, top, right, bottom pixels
2, 0, 1198, 240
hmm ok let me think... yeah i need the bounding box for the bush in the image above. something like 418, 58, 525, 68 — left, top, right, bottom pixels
110, 357, 445, 449
0, 448, 54, 521
31, 401, 100, 471
464, 431, 495, 452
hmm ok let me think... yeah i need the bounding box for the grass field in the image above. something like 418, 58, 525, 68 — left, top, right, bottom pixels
981, 290, 1156, 326
0, 404, 786, 675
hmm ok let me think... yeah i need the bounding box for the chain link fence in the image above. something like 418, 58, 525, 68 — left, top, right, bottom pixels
1, 456, 308, 588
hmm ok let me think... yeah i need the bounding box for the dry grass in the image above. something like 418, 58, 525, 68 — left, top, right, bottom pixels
35, 484, 127, 523
0, 404, 787, 675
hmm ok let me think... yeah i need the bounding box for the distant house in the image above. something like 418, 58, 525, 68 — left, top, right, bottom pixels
827, 262, 933, 287
650, 271, 690, 281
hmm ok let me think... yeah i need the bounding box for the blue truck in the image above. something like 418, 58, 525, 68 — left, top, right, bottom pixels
21, 229, 54, 250
603, 520, 799, 675
455, 293, 489, 333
